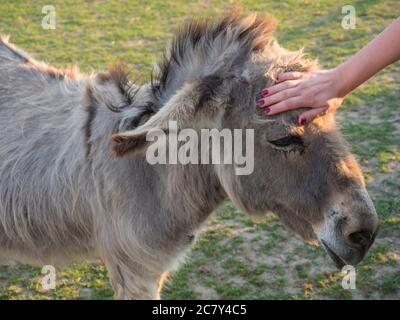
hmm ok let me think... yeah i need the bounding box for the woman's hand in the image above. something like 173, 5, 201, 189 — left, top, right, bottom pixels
257, 68, 345, 125
256, 17, 400, 125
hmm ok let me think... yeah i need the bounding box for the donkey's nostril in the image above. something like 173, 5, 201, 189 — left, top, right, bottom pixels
347, 230, 372, 248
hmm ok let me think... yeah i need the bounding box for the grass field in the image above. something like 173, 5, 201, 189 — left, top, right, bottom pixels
0, 0, 399, 299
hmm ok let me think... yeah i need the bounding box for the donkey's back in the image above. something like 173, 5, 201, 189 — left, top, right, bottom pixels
0, 37, 95, 265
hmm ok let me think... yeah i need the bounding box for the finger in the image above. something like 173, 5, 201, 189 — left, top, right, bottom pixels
277, 71, 303, 82
264, 96, 304, 115
298, 107, 327, 125
258, 87, 300, 107
260, 80, 298, 96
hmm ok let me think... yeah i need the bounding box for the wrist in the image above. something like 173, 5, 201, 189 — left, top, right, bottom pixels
331, 66, 349, 98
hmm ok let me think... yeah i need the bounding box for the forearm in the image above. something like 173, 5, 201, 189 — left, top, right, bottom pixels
336, 17, 400, 97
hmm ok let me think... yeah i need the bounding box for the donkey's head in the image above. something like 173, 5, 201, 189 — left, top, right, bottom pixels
111, 12, 378, 268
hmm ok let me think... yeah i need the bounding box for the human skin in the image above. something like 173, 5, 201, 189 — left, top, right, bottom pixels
257, 17, 400, 124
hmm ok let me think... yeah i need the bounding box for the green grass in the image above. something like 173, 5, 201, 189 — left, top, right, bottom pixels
0, 0, 399, 300
381, 271, 400, 295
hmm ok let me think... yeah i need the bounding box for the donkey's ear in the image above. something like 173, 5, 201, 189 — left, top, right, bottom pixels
112, 75, 224, 157
111, 130, 151, 157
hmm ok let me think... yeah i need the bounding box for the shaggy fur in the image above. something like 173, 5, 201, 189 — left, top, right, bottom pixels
0, 11, 378, 299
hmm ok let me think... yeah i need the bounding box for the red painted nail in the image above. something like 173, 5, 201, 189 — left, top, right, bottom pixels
256, 99, 264, 106
261, 88, 269, 96
300, 118, 307, 125
264, 107, 271, 114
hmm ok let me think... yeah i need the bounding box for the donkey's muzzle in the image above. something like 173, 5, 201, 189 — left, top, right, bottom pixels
322, 223, 379, 269
345, 228, 378, 252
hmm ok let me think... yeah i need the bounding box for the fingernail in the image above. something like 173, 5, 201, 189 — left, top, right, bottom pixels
261, 88, 269, 96
299, 118, 306, 125
256, 99, 264, 106
263, 107, 271, 114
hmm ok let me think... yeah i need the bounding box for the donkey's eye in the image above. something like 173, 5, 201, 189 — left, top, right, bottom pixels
269, 135, 304, 150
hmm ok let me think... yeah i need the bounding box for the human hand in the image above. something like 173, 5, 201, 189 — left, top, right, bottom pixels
257, 68, 345, 125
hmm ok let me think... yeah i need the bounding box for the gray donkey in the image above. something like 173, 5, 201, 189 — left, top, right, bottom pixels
0, 12, 378, 299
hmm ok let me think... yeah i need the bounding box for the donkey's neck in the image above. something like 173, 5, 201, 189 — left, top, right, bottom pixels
165, 164, 227, 226
90, 100, 227, 239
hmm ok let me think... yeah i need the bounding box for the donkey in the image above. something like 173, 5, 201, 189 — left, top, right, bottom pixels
0, 12, 379, 299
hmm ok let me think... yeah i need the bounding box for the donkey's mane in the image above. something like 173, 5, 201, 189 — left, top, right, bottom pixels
2, 11, 277, 135
150, 10, 276, 103
92, 11, 277, 132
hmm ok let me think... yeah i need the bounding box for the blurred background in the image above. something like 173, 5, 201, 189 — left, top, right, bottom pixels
0, 0, 399, 299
